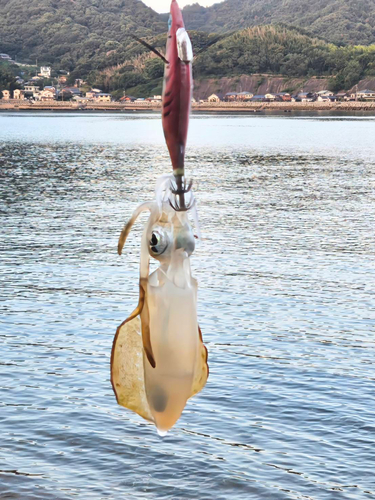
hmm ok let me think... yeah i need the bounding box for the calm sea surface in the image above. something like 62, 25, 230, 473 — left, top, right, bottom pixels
0, 111, 374, 499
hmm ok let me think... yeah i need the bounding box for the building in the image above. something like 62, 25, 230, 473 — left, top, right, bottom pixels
275, 92, 292, 102
316, 90, 334, 97
39, 66, 51, 78
24, 85, 40, 98
208, 94, 221, 102
336, 92, 348, 101
86, 89, 102, 99
316, 95, 331, 102
1, 90, 10, 99
224, 92, 238, 101
13, 89, 25, 100
96, 93, 111, 102
236, 91, 253, 101
121, 95, 136, 102
357, 89, 375, 100
251, 95, 266, 102
296, 92, 314, 102
265, 93, 276, 101
39, 89, 56, 101
0, 53, 12, 61
62, 87, 82, 97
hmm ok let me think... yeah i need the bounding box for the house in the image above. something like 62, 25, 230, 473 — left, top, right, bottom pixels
39, 89, 56, 101
39, 66, 51, 78
1, 90, 10, 99
275, 92, 292, 102
336, 92, 348, 101
13, 89, 25, 100
96, 93, 112, 102
0, 53, 11, 60
121, 95, 136, 102
72, 96, 91, 103
224, 92, 238, 101
316, 95, 331, 102
251, 95, 266, 102
57, 88, 76, 100
296, 92, 314, 102
357, 89, 375, 100
86, 90, 101, 99
236, 91, 253, 101
145, 95, 162, 103
62, 87, 82, 97
316, 90, 334, 97
208, 93, 221, 102
265, 93, 276, 101
24, 84, 40, 98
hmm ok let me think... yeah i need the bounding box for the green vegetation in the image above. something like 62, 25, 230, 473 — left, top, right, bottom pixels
0, 0, 165, 76
1, 0, 375, 97
0, 61, 22, 93
193, 26, 375, 91
183, 0, 375, 46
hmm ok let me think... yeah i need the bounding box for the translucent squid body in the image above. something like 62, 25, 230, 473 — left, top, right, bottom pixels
111, 177, 208, 435
111, 0, 207, 435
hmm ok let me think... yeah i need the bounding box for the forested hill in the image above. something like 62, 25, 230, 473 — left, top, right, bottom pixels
183, 0, 375, 46
90, 26, 375, 98
0, 0, 165, 70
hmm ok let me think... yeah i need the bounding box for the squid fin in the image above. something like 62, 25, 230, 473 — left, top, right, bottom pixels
110, 315, 154, 422
190, 326, 209, 398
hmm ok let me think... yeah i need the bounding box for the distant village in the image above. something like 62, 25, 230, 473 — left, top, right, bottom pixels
1, 54, 375, 104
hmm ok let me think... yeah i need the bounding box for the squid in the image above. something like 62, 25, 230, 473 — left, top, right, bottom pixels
111, 0, 208, 435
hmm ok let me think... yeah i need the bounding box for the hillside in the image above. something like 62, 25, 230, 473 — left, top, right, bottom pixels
183, 0, 375, 46
1, 1, 375, 97
91, 26, 375, 97
0, 0, 165, 75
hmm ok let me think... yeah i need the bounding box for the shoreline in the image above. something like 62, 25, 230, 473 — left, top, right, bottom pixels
1, 100, 375, 112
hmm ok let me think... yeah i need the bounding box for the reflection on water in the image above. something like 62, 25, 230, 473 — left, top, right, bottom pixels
0, 113, 375, 499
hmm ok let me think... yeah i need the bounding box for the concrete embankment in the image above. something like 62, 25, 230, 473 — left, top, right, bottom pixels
1, 100, 375, 112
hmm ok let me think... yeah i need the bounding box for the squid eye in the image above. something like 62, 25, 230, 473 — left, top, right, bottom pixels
150, 232, 159, 251
149, 231, 168, 255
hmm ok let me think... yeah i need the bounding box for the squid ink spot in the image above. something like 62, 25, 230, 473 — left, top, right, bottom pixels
152, 387, 168, 412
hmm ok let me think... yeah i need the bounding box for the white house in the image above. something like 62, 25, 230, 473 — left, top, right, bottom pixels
13, 89, 25, 100
39, 89, 56, 100
86, 89, 102, 99
96, 93, 112, 102
316, 90, 334, 97
357, 89, 375, 100
1, 90, 10, 99
208, 93, 221, 102
40, 66, 52, 78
